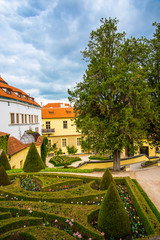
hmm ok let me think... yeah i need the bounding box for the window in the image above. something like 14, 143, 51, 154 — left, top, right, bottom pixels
48, 140, 51, 148
37, 115, 38, 123
31, 115, 33, 123
46, 121, 50, 129
25, 114, 27, 123
29, 115, 31, 123
10, 113, 15, 124
16, 113, 19, 124
77, 138, 81, 146
62, 139, 67, 147
21, 114, 24, 124
63, 121, 67, 129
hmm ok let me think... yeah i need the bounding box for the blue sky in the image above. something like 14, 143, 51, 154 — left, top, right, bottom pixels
0, 0, 160, 105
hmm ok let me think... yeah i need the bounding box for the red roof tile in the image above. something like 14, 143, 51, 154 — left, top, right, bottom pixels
0, 76, 40, 107
8, 137, 27, 156
0, 131, 10, 137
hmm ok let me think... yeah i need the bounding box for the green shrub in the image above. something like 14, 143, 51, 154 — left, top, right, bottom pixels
99, 168, 115, 190
49, 156, 81, 166
23, 143, 45, 172
41, 137, 48, 166
98, 182, 131, 238
0, 166, 10, 186
66, 145, 78, 155
0, 150, 11, 170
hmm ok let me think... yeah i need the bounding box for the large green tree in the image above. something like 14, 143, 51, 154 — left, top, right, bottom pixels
147, 22, 160, 148
68, 18, 152, 170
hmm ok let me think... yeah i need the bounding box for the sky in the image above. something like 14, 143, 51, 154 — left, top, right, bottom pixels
0, 0, 160, 106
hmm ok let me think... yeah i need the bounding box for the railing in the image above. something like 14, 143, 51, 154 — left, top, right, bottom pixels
42, 128, 55, 133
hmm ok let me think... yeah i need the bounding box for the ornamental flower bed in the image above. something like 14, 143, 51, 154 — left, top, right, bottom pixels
0, 173, 159, 240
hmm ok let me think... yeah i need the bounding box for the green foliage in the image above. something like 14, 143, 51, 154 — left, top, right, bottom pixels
98, 182, 131, 238
99, 168, 115, 190
89, 154, 111, 160
66, 145, 77, 155
68, 17, 153, 171
0, 166, 10, 186
0, 135, 9, 154
49, 156, 81, 167
47, 143, 63, 157
41, 137, 48, 165
0, 150, 11, 170
23, 143, 45, 172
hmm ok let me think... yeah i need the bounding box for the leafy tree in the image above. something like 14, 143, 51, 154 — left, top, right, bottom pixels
48, 143, 63, 157
66, 145, 77, 155
81, 136, 92, 153
68, 18, 152, 170
41, 137, 48, 166
0, 150, 11, 170
98, 182, 131, 238
23, 142, 45, 172
0, 166, 10, 186
147, 22, 160, 148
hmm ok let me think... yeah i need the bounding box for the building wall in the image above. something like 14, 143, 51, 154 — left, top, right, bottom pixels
9, 145, 41, 169
42, 118, 83, 154
0, 98, 42, 140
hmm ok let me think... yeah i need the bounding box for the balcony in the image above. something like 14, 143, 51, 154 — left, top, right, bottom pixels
42, 128, 55, 134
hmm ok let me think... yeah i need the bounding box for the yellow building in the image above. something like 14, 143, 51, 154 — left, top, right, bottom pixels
8, 135, 43, 169
42, 103, 83, 155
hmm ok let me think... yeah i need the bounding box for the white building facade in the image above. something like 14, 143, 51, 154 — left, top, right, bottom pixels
0, 76, 42, 140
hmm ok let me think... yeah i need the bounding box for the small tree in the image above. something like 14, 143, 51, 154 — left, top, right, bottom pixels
48, 143, 63, 157
99, 168, 115, 190
0, 166, 10, 186
66, 145, 77, 155
23, 142, 45, 172
98, 182, 131, 238
0, 150, 11, 170
41, 137, 48, 165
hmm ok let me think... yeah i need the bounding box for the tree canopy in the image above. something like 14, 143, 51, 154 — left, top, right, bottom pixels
68, 18, 157, 170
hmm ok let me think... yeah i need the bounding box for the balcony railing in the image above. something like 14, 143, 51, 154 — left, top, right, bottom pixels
42, 128, 55, 134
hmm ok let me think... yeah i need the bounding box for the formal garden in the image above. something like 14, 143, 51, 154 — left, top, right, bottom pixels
0, 143, 160, 239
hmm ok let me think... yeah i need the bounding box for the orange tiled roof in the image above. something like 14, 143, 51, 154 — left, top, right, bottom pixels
8, 136, 27, 156
0, 76, 40, 107
0, 131, 10, 137
42, 104, 75, 119
43, 103, 70, 108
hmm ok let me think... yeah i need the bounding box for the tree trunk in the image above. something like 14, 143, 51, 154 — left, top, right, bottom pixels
113, 150, 121, 171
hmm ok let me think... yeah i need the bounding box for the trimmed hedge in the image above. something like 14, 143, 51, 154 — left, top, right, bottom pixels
124, 177, 160, 235
49, 156, 81, 167
0, 166, 10, 186
0, 151, 11, 170
98, 183, 131, 238
99, 168, 115, 190
23, 143, 45, 172
0, 173, 159, 239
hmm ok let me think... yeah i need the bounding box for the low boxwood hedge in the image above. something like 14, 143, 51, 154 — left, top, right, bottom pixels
0, 173, 159, 239
49, 156, 81, 167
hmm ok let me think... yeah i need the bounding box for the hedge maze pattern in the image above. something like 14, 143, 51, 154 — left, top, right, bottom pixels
0, 173, 159, 240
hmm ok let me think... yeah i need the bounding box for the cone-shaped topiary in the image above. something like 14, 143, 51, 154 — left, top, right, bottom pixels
98, 182, 131, 238
99, 168, 115, 190
23, 142, 45, 172
0, 150, 11, 170
0, 165, 10, 186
